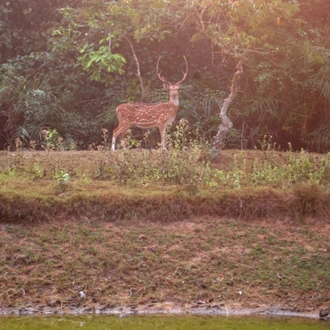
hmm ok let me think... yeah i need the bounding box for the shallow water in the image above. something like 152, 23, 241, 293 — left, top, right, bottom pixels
1, 315, 329, 330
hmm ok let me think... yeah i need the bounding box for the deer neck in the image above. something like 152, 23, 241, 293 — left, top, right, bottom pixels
169, 94, 179, 108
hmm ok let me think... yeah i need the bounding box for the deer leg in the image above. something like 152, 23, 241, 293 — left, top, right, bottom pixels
111, 132, 118, 151
119, 129, 128, 141
159, 124, 167, 150
112, 124, 130, 151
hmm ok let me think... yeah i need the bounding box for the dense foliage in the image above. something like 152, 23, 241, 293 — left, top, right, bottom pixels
0, 0, 329, 151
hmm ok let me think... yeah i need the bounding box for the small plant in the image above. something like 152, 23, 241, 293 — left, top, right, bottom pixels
15, 137, 23, 151
172, 119, 191, 149
255, 135, 278, 152
120, 129, 140, 150
32, 161, 43, 181
100, 128, 109, 151
41, 128, 63, 151
54, 169, 70, 186
8, 165, 17, 177
166, 119, 202, 150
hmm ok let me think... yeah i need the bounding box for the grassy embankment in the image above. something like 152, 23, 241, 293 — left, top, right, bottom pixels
0, 142, 330, 313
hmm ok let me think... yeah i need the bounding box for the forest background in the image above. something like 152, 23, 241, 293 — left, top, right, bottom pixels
0, 0, 329, 152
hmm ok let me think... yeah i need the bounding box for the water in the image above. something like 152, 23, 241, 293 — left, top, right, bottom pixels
0, 315, 329, 330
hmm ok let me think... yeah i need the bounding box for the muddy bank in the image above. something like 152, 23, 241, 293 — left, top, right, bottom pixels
0, 304, 325, 320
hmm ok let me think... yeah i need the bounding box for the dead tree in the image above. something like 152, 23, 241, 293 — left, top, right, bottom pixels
211, 56, 246, 158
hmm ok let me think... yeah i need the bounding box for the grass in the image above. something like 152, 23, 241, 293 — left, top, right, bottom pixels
0, 217, 329, 312
0, 137, 330, 313
1, 146, 330, 222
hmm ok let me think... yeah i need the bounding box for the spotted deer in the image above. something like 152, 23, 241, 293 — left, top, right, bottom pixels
111, 56, 188, 150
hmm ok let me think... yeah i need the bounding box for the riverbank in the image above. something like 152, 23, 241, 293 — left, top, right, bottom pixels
0, 149, 329, 318
1, 216, 329, 318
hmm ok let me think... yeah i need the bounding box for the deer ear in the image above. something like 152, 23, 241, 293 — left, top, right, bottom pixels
163, 83, 170, 89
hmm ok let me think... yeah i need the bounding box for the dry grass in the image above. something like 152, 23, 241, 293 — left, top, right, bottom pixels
0, 217, 329, 313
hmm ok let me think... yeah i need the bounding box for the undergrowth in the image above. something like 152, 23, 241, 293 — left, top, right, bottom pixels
1, 127, 329, 190
1, 128, 330, 222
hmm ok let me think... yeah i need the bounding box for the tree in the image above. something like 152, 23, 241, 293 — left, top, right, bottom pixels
211, 56, 246, 156
178, 0, 299, 152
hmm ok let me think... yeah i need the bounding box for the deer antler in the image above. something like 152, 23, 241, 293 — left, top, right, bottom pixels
156, 56, 188, 85
156, 56, 168, 84
176, 55, 188, 85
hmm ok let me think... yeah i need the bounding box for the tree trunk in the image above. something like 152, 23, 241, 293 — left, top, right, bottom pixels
211, 56, 246, 158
